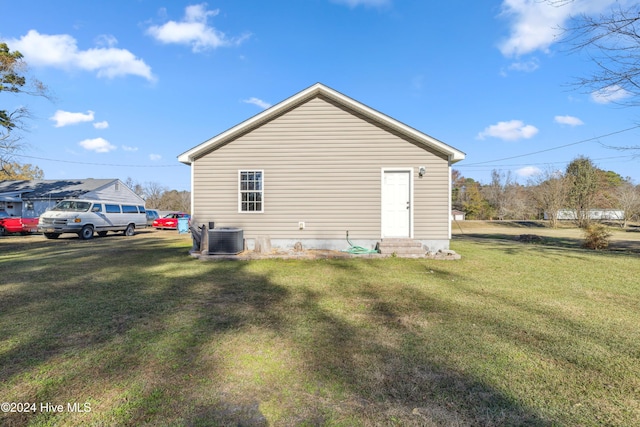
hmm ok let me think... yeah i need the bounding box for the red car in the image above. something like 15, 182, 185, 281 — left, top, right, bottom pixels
152, 212, 190, 230
0, 211, 38, 235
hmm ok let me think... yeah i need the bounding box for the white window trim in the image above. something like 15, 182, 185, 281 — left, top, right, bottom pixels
238, 169, 264, 213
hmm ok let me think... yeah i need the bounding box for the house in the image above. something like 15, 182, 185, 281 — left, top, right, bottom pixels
0, 179, 145, 219
545, 209, 624, 221
451, 209, 466, 221
178, 83, 466, 252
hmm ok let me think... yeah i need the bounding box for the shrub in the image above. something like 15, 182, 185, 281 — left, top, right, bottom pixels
582, 224, 612, 250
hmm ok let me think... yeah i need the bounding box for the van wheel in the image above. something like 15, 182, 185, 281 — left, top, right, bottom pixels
124, 224, 135, 236
44, 233, 60, 239
0, 226, 5, 236
80, 225, 94, 240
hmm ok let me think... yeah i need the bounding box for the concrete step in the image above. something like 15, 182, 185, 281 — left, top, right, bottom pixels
378, 247, 426, 255
378, 238, 426, 256
379, 238, 423, 248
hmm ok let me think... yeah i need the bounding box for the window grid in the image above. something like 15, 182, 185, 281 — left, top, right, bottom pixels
239, 170, 263, 212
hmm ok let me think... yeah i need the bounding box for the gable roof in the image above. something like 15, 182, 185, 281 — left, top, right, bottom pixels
0, 179, 119, 199
178, 83, 466, 164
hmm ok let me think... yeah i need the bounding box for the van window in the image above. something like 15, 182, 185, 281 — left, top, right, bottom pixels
122, 205, 138, 214
91, 204, 103, 212
52, 201, 91, 212
137, 206, 146, 213
105, 204, 121, 213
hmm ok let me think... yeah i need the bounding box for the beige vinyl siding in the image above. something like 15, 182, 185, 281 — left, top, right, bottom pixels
192, 95, 450, 241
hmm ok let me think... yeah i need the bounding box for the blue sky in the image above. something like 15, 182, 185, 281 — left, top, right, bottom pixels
2, 0, 639, 191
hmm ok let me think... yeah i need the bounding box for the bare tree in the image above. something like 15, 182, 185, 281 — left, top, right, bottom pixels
157, 190, 191, 212
179, 190, 191, 213
529, 167, 569, 228
615, 182, 640, 228
483, 170, 517, 220
560, 2, 640, 108
143, 182, 167, 209
124, 177, 145, 198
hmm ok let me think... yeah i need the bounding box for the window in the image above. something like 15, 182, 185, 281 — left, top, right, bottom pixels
122, 205, 138, 213
105, 204, 121, 213
91, 204, 103, 212
239, 170, 263, 212
52, 201, 91, 212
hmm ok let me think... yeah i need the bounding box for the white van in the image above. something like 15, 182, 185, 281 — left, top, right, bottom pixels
38, 199, 147, 240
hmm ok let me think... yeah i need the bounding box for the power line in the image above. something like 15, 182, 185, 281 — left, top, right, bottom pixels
458, 125, 640, 167
457, 155, 634, 170
11, 153, 183, 168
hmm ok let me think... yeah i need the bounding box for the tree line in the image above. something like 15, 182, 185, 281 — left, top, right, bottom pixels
124, 178, 190, 213
453, 156, 640, 228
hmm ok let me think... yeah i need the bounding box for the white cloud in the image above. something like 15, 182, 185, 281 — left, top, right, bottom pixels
242, 97, 271, 109
591, 85, 632, 104
93, 121, 109, 129
332, 0, 391, 7
477, 120, 539, 141
508, 58, 540, 73
95, 34, 118, 48
7, 30, 154, 81
516, 166, 542, 177
146, 4, 250, 52
79, 137, 117, 153
149, 154, 162, 161
554, 115, 584, 126
122, 145, 138, 152
50, 110, 95, 127
498, 0, 618, 57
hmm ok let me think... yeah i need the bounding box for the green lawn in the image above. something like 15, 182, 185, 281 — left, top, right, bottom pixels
1, 231, 639, 426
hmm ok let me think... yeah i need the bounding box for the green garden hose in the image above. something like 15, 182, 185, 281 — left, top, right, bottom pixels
343, 231, 379, 254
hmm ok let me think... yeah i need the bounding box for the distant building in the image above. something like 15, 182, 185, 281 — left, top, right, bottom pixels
544, 209, 624, 221
0, 179, 144, 219
451, 209, 466, 221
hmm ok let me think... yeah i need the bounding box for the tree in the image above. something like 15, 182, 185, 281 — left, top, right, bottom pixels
143, 182, 167, 208
615, 182, 640, 228
559, 3, 640, 107
451, 169, 466, 210
529, 168, 569, 228
124, 177, 145, 199
595, 169, 627, 210
461, 180, 489, 220
0, 161, 44, 180
483, 170, 517, 220
566, 156, 600, 228
157, 190, 190, 213
1, 43, 50, 175
511, 183, 539, 220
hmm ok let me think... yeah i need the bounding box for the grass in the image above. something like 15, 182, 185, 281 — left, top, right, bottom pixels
0, 229, 639, 426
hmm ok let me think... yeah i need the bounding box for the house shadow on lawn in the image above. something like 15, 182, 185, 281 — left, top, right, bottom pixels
1, 235, 552, 426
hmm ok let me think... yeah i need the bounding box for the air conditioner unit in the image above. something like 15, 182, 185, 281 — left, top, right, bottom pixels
208, 227, 244, 254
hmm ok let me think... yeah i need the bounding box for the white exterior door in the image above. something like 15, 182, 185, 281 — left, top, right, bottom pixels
381, 170, 411, 238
